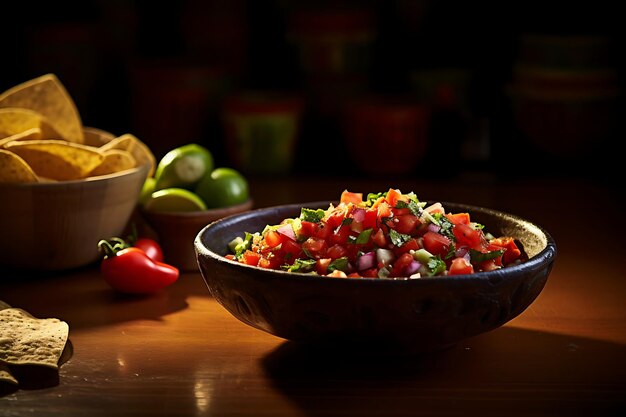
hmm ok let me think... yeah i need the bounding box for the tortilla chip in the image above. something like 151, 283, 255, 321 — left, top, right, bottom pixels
88, 148, 137, 177
114, 134, 156, 177
0, 74, 83, 144
0, 107, 63, 140
0, 149, 39, 184
83, 126, 115, 147
4, 140, 104, 181
0, 308, 69, 369
0, 300, 10, 310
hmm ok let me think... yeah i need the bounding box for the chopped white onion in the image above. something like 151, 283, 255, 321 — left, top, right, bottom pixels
376, 248, 395, 266
277, 224, 296, 241
424, 202, 444, 214
352, 208, 366, 223
405, 260, 421, 275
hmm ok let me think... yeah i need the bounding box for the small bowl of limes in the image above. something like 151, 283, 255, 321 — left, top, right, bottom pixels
139, 143, 253, 271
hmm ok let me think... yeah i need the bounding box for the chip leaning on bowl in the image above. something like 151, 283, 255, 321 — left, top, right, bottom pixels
0, 74, 157, 270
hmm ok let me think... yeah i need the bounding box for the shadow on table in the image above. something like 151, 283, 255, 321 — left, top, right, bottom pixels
0, 267, 211, 330
261, 327, 626, 417
0, 339, 74, 397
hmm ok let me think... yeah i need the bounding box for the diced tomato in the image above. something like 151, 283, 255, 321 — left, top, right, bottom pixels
446, 212, 470, 225
453, 223, 486, 250
264, 230, 282, 248
423, 231, 452, 257
299, 221, 319, 238
331, 225, 352, 244
340, 190, 363, 205
393, 238, 420, 255
390, 253, 415, 277
363, 208, 378, 229
327, 244, 348, 260
225, 254, 236, 260
281, 238, 302, 259
302, 237, 327, 258
391, 214, 421, 235
325, 209, 345, 229
490, 237, 522, 264
449, 257, 474, 275
478, 259, 500, 272
359, 268, 379, 278
314, 222, 333, 240
371, 228, 387, 247
242, 250, 261, 266
316, 258, 331, 275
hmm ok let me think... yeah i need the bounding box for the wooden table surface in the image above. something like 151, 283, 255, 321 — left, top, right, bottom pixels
1, 175, 625, 416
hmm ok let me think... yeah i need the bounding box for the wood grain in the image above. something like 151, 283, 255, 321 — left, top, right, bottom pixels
1, 176, 624, 416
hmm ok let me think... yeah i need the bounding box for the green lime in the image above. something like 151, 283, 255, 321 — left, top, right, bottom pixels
139, 177, 156, 205
195, 167, 249, 209
143, 188, 207, 212
153, 143, 214, 191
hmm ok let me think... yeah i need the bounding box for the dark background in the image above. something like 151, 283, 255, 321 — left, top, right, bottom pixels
2, 0, 623, 182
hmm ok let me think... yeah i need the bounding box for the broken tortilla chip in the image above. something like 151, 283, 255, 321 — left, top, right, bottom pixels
0, 308, 69, 369
83, 126, 115, 147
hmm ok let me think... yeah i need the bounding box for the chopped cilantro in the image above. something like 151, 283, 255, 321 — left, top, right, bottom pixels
282, 258, 316, 273
469, 249, 504, 263
300, 208, 326, 223
395, 199, 425, 217
426, 256, 447, 276
432, 213, 456, 241
328, 257, 349, 273
389, 229, 412, 247
444, 242, 457, 260
355, 228, 373, 245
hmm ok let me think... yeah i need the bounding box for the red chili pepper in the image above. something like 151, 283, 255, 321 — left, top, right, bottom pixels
133, 238, 164, 263
97, 238, 179, 294
125, 224, 165, 263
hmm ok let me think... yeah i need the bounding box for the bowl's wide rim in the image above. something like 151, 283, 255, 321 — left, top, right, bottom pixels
194, 200, 557, 283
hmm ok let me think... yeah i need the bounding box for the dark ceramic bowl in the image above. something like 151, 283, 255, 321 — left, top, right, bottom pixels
194, 201, 557, 354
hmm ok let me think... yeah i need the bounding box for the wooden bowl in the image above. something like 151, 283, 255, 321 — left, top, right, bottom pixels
140, 199, 253, 272
0, 164, 149, 271
195, 201, 557, 354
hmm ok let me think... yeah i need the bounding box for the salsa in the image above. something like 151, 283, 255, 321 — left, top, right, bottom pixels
226, 189, 524, 278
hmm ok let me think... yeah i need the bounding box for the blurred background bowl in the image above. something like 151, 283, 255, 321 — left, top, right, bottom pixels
140, 199, 253, 271
0, 163, 149, 271
195, 201, 557, 354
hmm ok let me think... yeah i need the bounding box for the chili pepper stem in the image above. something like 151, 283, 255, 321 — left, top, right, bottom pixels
98, 237, 131, 258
